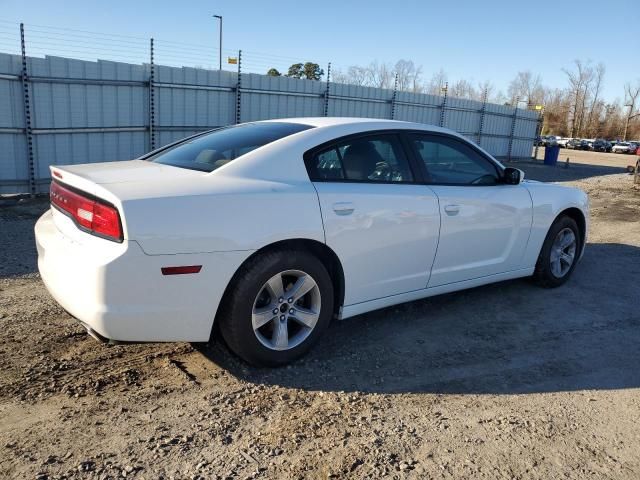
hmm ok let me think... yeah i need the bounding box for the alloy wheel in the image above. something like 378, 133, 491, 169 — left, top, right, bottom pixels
251, 270, 321, 351
549, 227, 577, 278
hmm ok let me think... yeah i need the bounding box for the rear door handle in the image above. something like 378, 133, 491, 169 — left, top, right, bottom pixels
444, 204, 460, 216
332, 202, 355, 216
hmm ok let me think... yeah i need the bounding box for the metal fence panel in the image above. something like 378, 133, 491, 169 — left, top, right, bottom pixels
511, 138, 534, 159
156, 129, 202, 147
480, 136, 510, 158
34, 131, 148, 174
328, 83, 392, 119
0, 51, 540, 194
240, 73, 325, 122
0, 134, 28, 192
155, 65, 236, 130
0, 77, 23, 129
394, 91, 442, 125
483, 113, 513, 136
0, 54, 27, 192
0, 53, 22, 75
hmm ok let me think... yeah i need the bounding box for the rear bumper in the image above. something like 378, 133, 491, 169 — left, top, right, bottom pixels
35, 209, 252, 342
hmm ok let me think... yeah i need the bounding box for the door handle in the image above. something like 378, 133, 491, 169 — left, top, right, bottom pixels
332, 202, 355, 216
444, 204, 460, 216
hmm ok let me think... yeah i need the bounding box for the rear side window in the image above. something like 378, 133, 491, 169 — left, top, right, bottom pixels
149, 122, 313, 172
306, 134, 414, 183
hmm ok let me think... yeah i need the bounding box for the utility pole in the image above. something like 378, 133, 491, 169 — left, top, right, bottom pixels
213, 15, 222, 70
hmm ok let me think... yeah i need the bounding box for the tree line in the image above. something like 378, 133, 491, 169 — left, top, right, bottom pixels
266, 59, 640, 141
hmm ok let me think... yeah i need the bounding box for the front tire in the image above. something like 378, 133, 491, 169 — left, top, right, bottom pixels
217, 249, 334, 366
533, 216, 581, 288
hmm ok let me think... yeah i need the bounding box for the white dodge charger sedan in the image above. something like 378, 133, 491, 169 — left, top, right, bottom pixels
36, 118, 589, 366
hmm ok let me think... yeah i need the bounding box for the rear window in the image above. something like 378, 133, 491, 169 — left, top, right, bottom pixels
148, 122, 313, 172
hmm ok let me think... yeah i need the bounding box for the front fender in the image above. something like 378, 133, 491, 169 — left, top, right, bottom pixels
521, 182, 589, 268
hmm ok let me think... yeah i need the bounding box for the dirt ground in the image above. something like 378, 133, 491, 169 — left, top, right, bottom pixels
1, 150, 640, 480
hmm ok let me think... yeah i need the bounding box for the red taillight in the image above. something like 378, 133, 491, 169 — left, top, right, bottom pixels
50, 180, 123, 242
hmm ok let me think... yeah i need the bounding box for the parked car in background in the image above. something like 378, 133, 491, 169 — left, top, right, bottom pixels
629, 142, 639, 154
567, 139, 589, 150
557, 138, 570, 148
34, 117, 589, 366
591, 139, 608, 152
536, 135, 549, 147
537, 136, 561, 147
612, 142, 634, 153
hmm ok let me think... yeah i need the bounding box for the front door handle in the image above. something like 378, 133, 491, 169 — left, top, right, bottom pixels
333, 202, 355, 216
444, 204, 460, 216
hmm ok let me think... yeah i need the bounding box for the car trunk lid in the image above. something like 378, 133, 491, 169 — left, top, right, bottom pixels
48, 160, 211, 241
51, 159, 202, 186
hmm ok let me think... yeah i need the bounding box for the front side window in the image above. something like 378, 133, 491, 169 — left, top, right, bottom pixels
409, 134, 499, 185
149, 122, 313, 172
307, 134, 414, 183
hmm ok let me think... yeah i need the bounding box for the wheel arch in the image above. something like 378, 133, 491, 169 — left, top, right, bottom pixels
212, 238, 345, 338
556, 207, 586, 250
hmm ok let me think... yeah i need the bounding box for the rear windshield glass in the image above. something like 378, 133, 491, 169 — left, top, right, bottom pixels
148, 122, 313, 172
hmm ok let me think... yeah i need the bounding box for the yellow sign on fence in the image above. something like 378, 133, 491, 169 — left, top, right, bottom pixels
227, 57, 237, 65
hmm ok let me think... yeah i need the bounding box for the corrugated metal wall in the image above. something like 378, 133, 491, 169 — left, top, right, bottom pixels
0, 52, 540, 194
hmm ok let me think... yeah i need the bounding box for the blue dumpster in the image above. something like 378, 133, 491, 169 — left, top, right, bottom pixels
544, 145, 560, 166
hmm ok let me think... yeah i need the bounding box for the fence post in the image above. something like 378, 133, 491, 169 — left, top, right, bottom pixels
507, 97, 519, 161
323, 62, 331, 117
439, 82, 448, 127
533, 109, 543, 160
19, 23, 36, 196
477, 87, 488, 146
148, 38, 156, 151
390, 73, 398, 120
235, 50, 242, 124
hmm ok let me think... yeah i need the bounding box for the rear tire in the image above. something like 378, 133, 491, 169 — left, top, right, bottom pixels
217, 249, 333, 367
533, 216, 581, 288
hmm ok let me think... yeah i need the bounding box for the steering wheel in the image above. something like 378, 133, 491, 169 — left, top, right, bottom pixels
370, 161, 392, 181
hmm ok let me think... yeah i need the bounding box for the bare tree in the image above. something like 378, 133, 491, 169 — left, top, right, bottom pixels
315, 57, 639, 140
541, 88, 571, 136
330, 68, 349, 85
584, 63, 605, 137
346, 65, 368, 86
393, 59, 422, 92
367, 61, 394, 89
507, 71, 543, 106
476, 80, 496, 102
412, 65, 423, 93
449, 79, 476, 99
623, 80, 640, 140
424, 69, 448, 96
563, 60, 595, 137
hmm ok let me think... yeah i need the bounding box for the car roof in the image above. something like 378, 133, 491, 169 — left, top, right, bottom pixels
212, 116, 505, 183
258, 116, 455, 134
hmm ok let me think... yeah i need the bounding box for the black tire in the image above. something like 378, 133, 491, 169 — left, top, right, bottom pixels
217, 249, 334, 367
533, 215, 581, 288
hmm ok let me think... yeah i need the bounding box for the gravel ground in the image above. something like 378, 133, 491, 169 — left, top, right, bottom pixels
1, 154, 639, 479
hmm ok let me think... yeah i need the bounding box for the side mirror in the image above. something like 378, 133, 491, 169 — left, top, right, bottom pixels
503, 167, 524, 185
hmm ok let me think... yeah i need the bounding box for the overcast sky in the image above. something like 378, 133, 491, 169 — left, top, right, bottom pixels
2, 0, 638, 103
